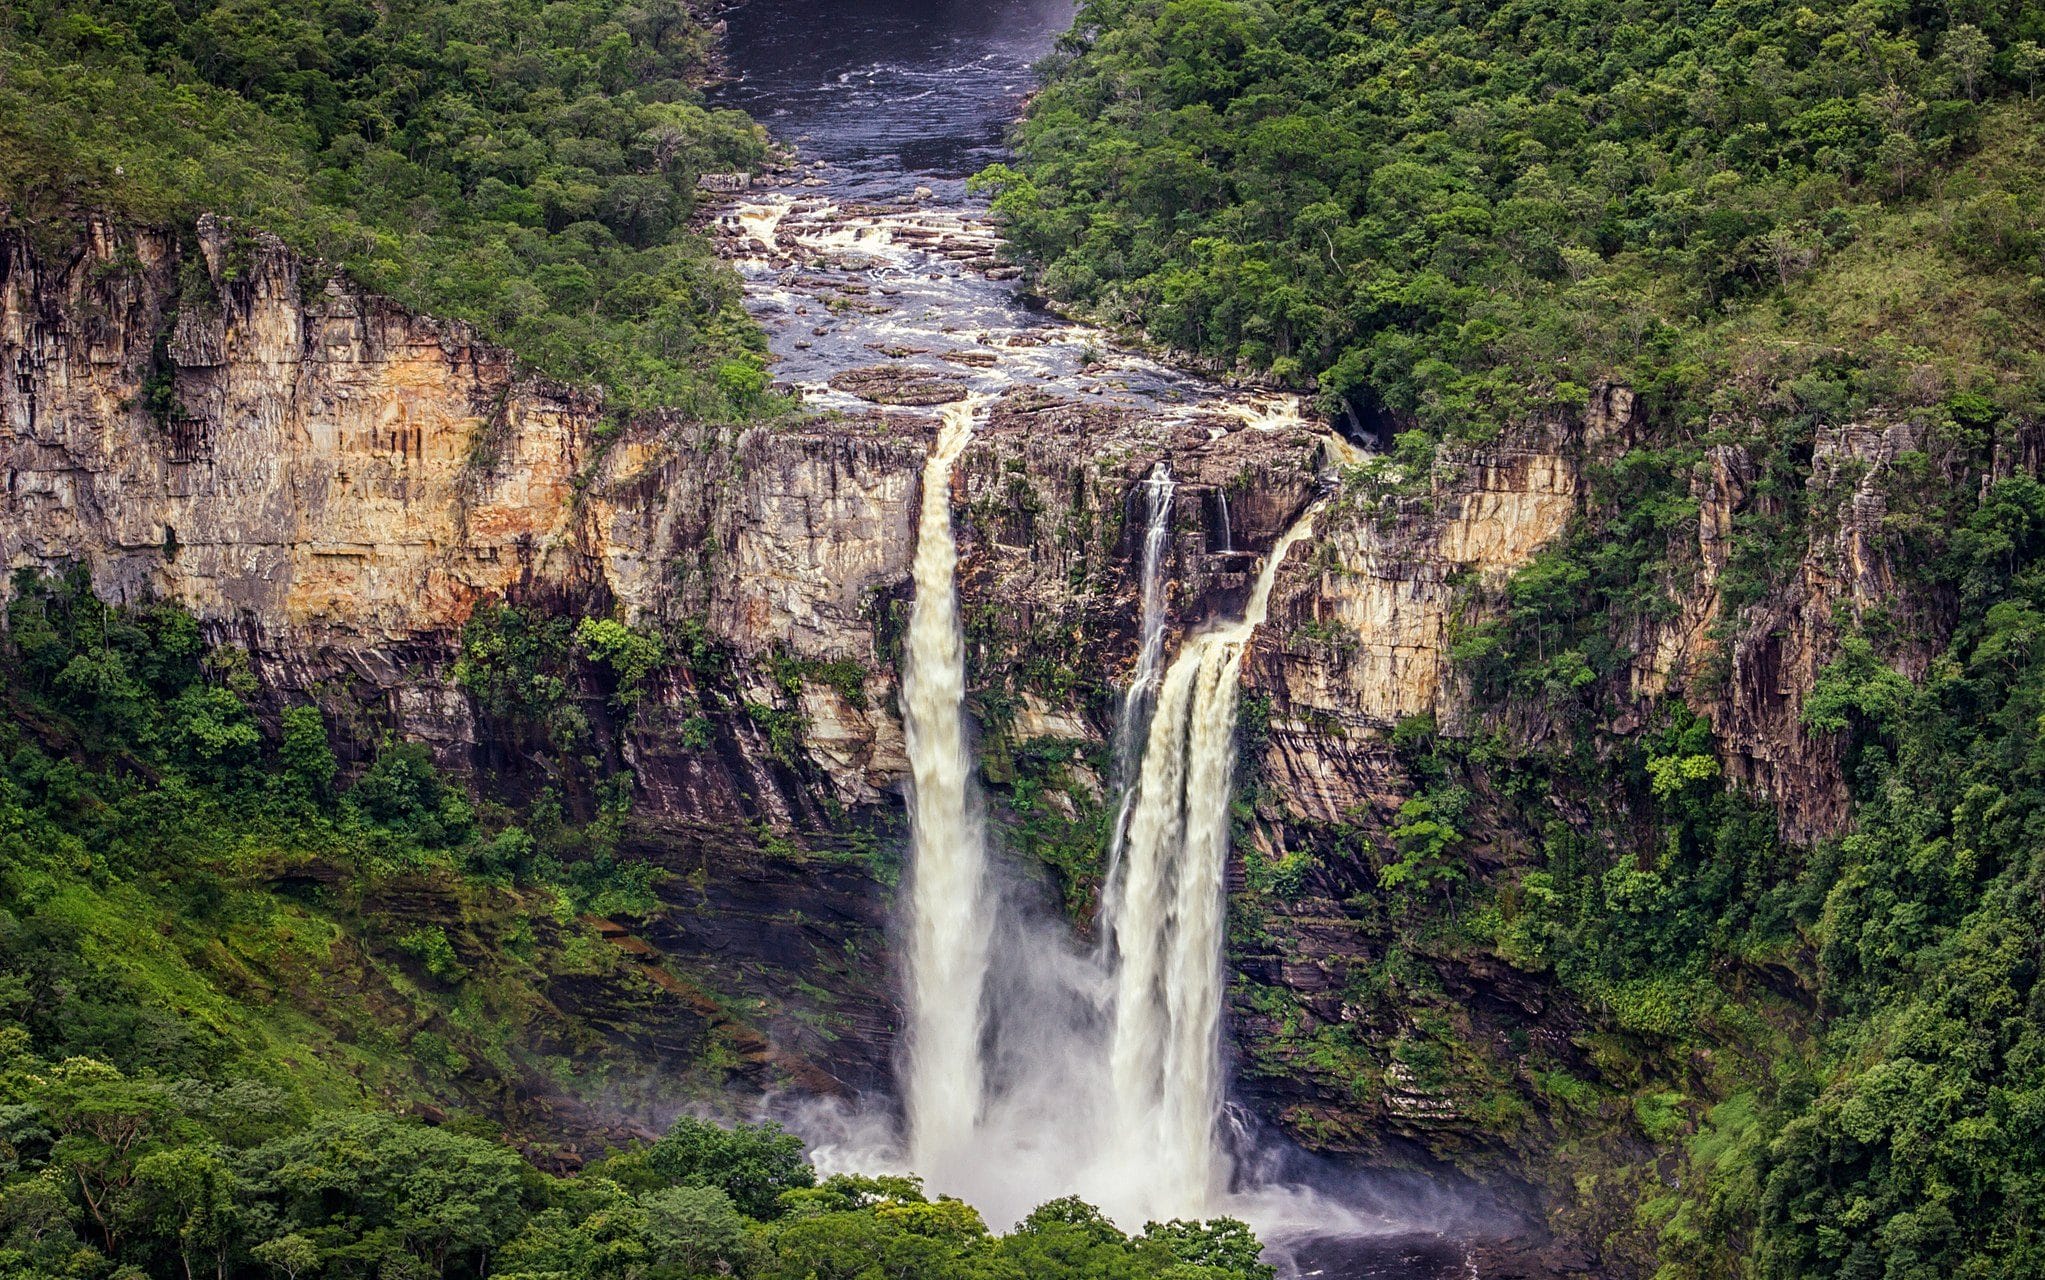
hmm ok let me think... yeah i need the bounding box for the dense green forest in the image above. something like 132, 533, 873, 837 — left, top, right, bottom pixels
981, 0, 2044, 438
0, 0, 774, 411
987, 1, 2045, 1276
0, 571, 1276, 1279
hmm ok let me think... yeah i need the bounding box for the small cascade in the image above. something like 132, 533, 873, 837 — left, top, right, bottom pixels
900, 397, 994, 1176
1214, 488, 1235, 553
1100, 499, 1326, 1213
735, 200, 791, 257
1100, 462, 1177, 933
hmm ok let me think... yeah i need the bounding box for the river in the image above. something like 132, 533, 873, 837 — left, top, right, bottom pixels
705, 5, 1518, 1277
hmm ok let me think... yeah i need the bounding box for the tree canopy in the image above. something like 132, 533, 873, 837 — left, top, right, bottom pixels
0, 0, 775, 412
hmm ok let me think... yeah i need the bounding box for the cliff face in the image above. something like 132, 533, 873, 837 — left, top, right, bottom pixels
0, 217, 1880, 1198
3, 215, 595, 656
0, 215, 1340, 1104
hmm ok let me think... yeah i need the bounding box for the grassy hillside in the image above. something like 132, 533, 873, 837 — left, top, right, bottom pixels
0, 0, 774, 412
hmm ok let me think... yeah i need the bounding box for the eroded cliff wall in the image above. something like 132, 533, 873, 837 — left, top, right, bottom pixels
2, 217, 1896, 1216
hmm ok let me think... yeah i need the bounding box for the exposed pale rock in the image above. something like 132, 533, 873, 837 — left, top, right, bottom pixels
2, 215, 590, 657
1246, 424, 1587, 822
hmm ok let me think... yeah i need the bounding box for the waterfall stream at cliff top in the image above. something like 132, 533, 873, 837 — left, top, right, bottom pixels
1099, 462, 1177, 946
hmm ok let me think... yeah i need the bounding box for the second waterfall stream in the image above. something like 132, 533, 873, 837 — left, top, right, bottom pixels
895, 394, 1330, 1226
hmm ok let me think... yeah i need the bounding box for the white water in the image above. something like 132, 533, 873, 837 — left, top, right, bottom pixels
1100, 462, 1177, 938
888, 410, 1327, 1222
1100, 502, 1326, 1213
899, 397, 994, 1178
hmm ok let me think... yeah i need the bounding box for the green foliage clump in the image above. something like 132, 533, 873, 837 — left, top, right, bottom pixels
575, 617, 666, 708
1000, 735, 1113, 919
455, 602, 576, 724
645, 1115, 813, 1220
0, 0, 776, 413
350, 738, 477, 848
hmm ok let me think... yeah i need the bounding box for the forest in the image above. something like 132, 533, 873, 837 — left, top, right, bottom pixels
980, 0, 2044, 439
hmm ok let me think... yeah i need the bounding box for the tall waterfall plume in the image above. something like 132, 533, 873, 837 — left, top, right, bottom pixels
1100, 500, 1326, 1214
900, 397, 993, 1176
1101, 462, 1176, 931
880, 392, 1336, 1230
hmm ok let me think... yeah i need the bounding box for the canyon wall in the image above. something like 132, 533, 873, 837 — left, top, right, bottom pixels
2, 217, 1887, 1188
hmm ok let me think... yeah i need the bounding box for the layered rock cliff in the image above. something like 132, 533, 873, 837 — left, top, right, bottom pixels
2, 213, 1891, 1222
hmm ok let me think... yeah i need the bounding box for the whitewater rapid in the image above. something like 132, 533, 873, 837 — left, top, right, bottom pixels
1100, 462, 1177, 946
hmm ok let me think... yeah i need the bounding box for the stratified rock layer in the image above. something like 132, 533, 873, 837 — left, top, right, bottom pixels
2, 215, 1887, 1224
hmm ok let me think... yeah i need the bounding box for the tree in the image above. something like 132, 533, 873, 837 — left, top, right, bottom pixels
1382, 787, 1469, 914
250, 1232, 319, 1280
278, 705, 337, 800
645, 1116, 813, 1220
641, 1184, 751, 1275
575, 618, 666, 708
240, 1113, 529, 1277
757, 1209, 953, 1280
30, 1058, 177, 1255
132, 1145, 240, 1280
1941, 23, 1993, 101
1141, 1218, 1275, 1280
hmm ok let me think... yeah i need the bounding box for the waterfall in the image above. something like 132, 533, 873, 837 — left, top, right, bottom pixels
1100, 462, 1176, 935
1100, 501, 1324, 1213
1215, 488, 1234, 553
900, 397, 993, 1175
888, 393, 1329, 1227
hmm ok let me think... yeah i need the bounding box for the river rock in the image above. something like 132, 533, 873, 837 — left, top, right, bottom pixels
826, 365, 970, 406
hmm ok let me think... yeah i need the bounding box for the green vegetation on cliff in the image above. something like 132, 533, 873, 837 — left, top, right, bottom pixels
0, 572, 1276, 1278
0, 0, 773, 411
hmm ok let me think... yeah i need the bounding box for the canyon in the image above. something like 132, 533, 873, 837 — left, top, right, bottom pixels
1, 198, 1882, 1204
0, 5, 1916, 1269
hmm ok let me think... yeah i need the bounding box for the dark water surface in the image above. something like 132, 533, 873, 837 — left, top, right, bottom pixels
704, 0, 1231, 413
712, 0, 1079, 197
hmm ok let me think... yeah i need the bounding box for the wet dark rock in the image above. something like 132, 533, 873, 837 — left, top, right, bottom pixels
828, 364, 970, 406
